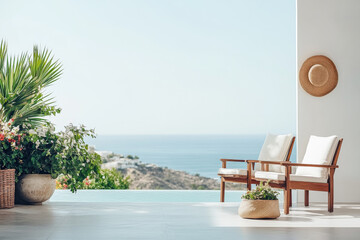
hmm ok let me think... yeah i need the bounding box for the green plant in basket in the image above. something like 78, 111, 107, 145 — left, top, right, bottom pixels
242, 181, 279, 200
0, 119, 24, 170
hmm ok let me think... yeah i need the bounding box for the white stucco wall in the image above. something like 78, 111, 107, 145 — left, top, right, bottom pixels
297, 0, 360, 202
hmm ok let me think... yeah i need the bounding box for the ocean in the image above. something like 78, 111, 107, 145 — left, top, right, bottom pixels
86, 135, 296, 179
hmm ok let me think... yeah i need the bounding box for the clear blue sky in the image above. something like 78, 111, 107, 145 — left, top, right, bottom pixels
0, 0, 295, 135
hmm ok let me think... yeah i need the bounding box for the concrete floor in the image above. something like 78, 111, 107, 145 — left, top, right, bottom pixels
0, 202, 360, 240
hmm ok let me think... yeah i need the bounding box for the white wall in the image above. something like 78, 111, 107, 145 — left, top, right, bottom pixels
297, 0, 360, 203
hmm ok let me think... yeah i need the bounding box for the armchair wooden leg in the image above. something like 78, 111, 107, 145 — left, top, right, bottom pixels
305, 190, 309, 207
284, 189, 290, 215
220, 178, 225, 202
246, 179, 251, 191
246, 163, 252, 191
328, 178, 334, 212
289, 190, 292, 207
328, 190, 333, 212
284, 166, 290, 214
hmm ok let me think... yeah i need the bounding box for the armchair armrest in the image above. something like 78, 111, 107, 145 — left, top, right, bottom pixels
245, 160, 283, 171
220, 159, 246, 168
281, 162, 339, 168
245, 160, 259, 163
246, 160, 283, 165
220, 159, 246, 162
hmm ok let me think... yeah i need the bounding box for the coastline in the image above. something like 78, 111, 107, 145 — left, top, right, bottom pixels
99, 151, 245, 190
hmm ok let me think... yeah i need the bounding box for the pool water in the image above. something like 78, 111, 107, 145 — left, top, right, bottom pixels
50, 190, 287, 203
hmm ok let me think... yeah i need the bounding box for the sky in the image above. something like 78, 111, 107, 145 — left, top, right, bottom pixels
0, 0, 296, 135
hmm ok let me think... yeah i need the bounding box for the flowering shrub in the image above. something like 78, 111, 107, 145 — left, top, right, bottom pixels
56, 169, 130, 190
0, 119, 24, 170
241, 181, 279, 200
22, 123, 102, 192
56, 175, 70, 189
0, 121, 103, 192
17, 123, 62, 177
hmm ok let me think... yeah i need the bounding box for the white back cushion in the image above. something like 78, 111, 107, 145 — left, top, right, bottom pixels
296, 135, 338, 178
257, 134, 293, 172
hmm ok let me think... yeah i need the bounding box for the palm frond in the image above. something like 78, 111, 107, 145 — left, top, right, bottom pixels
0, 40, 63, 127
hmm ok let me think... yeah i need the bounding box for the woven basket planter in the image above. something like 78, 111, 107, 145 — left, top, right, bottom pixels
0, 169, 15, 209
238, 199, 280, 219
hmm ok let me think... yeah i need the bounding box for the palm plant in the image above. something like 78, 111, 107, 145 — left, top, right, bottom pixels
0, 40, 63, 128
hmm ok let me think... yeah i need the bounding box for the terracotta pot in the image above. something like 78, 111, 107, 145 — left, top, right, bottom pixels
238, 199, 280, 219
16, 174, 56, 204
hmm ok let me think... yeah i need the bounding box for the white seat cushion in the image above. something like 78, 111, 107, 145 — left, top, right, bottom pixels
290, 174, 328, 183
255, 171, 328, 183
255, 171, 285, 181
256, 133, 293, 173
218, 168, 254, 176
296, 135, 338, 178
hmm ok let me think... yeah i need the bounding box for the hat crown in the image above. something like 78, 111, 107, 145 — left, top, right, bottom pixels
308, 64, 329, 87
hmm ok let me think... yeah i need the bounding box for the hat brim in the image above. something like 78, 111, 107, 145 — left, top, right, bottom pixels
299, 55, 338, 97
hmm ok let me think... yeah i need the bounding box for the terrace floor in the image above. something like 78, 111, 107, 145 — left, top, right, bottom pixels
1, 200, 360, 240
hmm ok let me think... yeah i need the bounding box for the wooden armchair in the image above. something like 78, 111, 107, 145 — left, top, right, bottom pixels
252, 136, 343, 214
218, 134, 295, 202
218, 158, 253, 202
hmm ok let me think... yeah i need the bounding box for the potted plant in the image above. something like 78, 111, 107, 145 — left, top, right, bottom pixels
0, 40, 62, 204
0, 119, 22, 208
0, 41, 93, 204
14, 123, 102, 204
238, 181, 280, 219
0, 41, 129, 205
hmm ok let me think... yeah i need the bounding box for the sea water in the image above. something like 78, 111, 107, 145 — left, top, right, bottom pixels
86, 135, 296, 179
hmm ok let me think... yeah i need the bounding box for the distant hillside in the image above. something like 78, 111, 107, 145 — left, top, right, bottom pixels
119, 164, 244, 190
98, 151, 244, 190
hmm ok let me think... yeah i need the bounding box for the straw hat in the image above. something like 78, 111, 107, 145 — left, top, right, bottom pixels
299, 55, 338, 97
